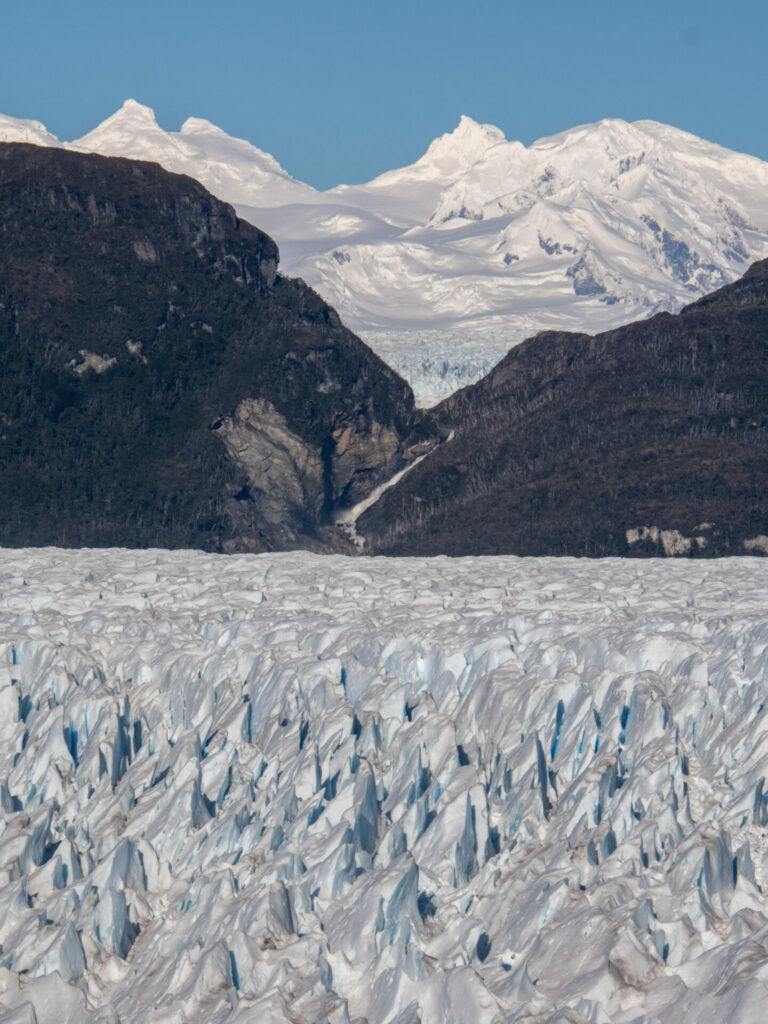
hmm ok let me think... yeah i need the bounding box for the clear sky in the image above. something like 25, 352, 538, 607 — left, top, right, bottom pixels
2, 0, 767, 189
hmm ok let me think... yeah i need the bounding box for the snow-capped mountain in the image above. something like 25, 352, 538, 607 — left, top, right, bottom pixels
248, 114, 768, 366
0, 112, 59, 147
6, 100, 768, 404
70, 99, 316, 208
3, 547, 768, 1023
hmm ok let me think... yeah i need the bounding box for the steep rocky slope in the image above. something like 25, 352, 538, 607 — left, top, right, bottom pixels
0, 143, 434, 552
360, 259, 768, 557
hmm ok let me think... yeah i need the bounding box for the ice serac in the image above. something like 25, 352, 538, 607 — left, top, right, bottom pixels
2, 549, 768, 1022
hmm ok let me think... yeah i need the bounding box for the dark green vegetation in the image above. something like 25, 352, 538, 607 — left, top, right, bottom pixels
361, 260, 768, 556
0, 143, 432, 551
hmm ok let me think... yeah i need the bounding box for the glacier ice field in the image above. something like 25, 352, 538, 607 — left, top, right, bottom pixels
1, 548, 768, 1023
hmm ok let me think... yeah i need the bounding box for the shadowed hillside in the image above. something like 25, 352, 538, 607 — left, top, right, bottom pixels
360, 260, 768, 557
0, 143, 435, 551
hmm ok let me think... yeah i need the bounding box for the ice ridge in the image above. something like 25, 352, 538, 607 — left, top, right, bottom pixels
1, 550, 768, 1022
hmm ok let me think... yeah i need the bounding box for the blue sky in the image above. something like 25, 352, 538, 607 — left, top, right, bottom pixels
2, 0, 767, 188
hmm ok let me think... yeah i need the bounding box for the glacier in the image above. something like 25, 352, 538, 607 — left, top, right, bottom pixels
3, 102, 768, 405
1, 548, 768, 1022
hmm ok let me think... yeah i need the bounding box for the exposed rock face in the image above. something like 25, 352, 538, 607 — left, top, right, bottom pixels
214, 398, 410, 549
360, 258, 768, 557
0, 143, 433, 552
330, 407, 402, 507
215, 398, 325, 545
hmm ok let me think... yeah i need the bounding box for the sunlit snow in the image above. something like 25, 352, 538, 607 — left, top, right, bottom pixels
2, 548, 768, 1023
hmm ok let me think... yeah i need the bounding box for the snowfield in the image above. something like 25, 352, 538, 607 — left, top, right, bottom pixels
1, 549, 768, 1023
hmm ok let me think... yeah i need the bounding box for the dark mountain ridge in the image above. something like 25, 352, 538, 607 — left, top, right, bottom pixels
0, 143, 435, 552
360, 259, 768, 557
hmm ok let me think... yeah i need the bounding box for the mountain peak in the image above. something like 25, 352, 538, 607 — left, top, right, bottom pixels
115, 98, 159, 123
433, 115, 507, 155
72, 100, 162, 148
369, 115, 507, 188
455, 114, 506, 140
180, 116, 226, 136
419, 116, 507, 173
530, 116, 733, 164
531, 117, 650, 156
70, 100, 169, 158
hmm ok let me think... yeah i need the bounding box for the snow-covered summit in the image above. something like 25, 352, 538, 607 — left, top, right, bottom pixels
71, 99, 174, 160
69, 99, 316, 208
0, 112, 59, 146
368, 115, 508, 189
427, 114, 768, 225
92, 97, 157, 127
